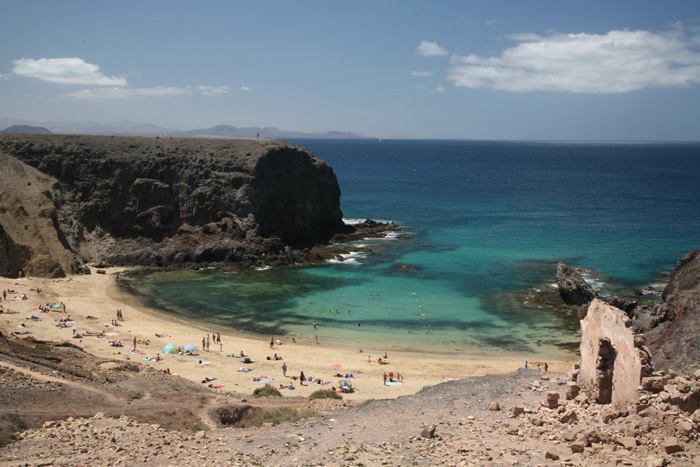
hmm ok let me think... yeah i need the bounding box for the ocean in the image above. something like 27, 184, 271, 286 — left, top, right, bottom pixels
128, 139, 700, 358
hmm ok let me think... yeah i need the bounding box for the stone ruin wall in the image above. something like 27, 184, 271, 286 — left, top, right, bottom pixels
578, 299, 652, 411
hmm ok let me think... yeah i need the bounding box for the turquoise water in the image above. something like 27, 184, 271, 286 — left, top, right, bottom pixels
130, 140, 700, 357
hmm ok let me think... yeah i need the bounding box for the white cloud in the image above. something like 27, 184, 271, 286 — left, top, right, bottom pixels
0, 73, 10, 80
240, 86, 252, 92
436, 86, 446, 93
197, 85, 230, 96
447, 29, 700, 93
416, 41, 448, 57
12, 57, 127, 86
410, 71, 434, 77
64, 86, 192, 99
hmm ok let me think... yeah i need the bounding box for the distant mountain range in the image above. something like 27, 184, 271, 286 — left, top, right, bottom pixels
0, 125, 52, 134
0, 118, 370, 139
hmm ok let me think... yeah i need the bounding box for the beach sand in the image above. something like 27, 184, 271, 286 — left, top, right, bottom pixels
0, 267, 575, 401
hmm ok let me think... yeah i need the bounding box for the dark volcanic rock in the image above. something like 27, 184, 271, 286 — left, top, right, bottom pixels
556, 262, 597, 306
644, 248, 700, 374
0, 134, 344, 276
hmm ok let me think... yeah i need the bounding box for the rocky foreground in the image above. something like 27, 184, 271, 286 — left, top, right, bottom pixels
1, 347, 700, 466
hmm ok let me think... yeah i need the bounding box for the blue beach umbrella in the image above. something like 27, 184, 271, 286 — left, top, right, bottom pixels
184, 344, 197, 352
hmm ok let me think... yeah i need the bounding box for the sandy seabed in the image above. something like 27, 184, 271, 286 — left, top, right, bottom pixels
0, 267, 574, 401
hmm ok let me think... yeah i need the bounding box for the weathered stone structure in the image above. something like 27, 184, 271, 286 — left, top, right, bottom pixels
578, 299, 652, 411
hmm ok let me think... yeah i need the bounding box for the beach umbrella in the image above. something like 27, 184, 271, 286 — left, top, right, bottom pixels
258, 378, 274, 384
338, 379, 352, 387
330, 364, 342, 369
184, 344, 197, 352
163, 343, 177, 354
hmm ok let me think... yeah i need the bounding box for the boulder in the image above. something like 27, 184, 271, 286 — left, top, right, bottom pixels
664, 437, 683, 454
420, 424, 437, 439
557, 263, 597, 306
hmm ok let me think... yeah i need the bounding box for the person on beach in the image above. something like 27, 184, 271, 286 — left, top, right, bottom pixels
299, 371, 306, 385
202, 337, 206, 351
313, 321, 316, 329
206, 334, 210, 351
282, 362, 287, 376
315, 335, 319, 345
544, 362, 548, 372
270, 337, 274, 349
525, 361, 528, 369
216, 332, 221, 344
383, 372, 387, 385
367, 356, 372, 365
133, 336, 137, 351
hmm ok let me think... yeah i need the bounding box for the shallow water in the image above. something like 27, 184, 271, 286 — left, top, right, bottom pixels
129, 140, 700, 357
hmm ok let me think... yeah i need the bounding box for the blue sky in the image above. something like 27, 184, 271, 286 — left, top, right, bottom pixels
2, 1, 700, 140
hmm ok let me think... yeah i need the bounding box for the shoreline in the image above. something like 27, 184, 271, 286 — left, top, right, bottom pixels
0, 267, 575, 401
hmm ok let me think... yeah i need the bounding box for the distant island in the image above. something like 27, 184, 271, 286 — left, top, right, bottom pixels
0, 125, 52, 134
0, 117, 370, 139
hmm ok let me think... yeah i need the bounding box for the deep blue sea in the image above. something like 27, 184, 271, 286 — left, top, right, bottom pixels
130, 140, 700, 358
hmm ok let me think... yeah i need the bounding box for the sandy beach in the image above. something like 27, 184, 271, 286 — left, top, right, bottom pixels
0, 267, 574, 401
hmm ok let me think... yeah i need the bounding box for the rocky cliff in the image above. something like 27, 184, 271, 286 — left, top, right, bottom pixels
0, 134, 345, 277
642, 248, 700, 374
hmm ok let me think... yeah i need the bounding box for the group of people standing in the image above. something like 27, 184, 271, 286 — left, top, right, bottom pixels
202, 332, 222, 351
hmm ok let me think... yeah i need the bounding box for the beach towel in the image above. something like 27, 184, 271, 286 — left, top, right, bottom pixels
385, 381, 402, 386
442, 377, 459, 382
197, 361, 211, 365
213, 385, 224, 389
285, 387, 296, 390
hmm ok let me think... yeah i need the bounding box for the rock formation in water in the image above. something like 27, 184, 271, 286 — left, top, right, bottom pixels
640, 248, 700, 374
0, 134, 345, 277
556, 262, 597, 306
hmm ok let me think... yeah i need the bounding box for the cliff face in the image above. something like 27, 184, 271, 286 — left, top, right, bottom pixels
643, 248, 700, 374
0, 134, 344, 277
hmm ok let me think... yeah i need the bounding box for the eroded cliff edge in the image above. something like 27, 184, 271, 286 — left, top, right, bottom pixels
0, 134, 345, 277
